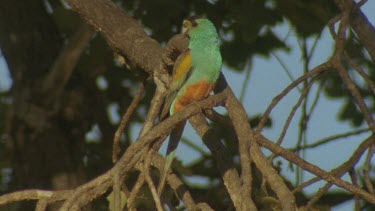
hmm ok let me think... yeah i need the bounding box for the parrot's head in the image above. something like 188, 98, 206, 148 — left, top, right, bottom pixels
182, 16, 218, 41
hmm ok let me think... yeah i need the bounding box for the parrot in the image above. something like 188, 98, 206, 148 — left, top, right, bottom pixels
157, 16, 222, 195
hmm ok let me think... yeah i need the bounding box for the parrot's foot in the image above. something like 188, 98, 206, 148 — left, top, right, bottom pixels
192, 101, 203, 114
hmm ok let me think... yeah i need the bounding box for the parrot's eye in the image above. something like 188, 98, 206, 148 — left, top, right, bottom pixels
183, 21, 197, 29
190, 20, 198, 27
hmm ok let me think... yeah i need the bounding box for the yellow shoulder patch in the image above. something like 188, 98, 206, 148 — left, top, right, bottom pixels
172, 51, 192, 81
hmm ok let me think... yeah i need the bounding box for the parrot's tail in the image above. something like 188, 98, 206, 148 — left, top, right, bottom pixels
157, 121, 186, 196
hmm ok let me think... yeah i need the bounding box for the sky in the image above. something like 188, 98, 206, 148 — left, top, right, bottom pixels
1, 1, 375, 210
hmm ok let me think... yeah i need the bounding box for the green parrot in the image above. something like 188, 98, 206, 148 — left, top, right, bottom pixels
158, 16, 222, 195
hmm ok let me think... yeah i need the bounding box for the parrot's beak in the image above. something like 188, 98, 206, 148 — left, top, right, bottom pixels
182, 27, 188, 34
182, 20, 192, 35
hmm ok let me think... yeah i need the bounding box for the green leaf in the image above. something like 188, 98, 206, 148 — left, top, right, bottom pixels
107, 190, 127, 211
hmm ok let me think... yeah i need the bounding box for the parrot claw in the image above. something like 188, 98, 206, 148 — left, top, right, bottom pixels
192, 101, 203, 114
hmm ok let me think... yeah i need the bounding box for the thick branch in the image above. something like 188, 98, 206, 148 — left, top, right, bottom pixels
189, 114, 257, 210
65, 0, 162, 75
334, 0, 375, 63
0, 190, 72, 206
221, 78, 296, 211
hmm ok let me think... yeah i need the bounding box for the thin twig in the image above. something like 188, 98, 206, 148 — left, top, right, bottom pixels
144, 164, 163, 211
139, 81, 165, 138
328, 14, 342, 39
329, 7, 375, 133
348, 168, 361, 211
257, 134, 375, 204
276, 77, 316, 146
239, 60, 253, 102
269, 78, 316, 166
148, 153, 199, 210
363, 144, 375, 193
295, 37, 311, 185
256, 61, 332, 132
126, 172, 146, 210
290, 128, 370, 152
334, 57, 375, 133
272, 52, 300, 90
334, 0, 375, 63
306, 80, 324, 120
181, 137, 209, 156
293, 136, 373, 193
113, 82, 145, 163
307, 33, 322, 62
344, 52, 375, 95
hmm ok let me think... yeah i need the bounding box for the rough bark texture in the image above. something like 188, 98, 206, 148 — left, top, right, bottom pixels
334, 0, 375, 63
66, 0, 163, 75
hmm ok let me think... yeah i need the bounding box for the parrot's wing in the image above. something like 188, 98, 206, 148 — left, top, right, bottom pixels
160, 49, 194, 120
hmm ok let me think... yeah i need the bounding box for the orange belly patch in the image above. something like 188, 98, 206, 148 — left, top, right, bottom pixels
173, 80, 214, 113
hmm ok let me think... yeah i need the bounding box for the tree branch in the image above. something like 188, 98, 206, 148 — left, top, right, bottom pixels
112, 82, 145, 163
256, 61, 332, 132
329, 8, 375, 134
0, 190, 72, 206
149, 153, 201, 210
65, 0, 163, 75
220, 75, 296, 211
58, 93, 227, 210
334, 0, 375, 63
189, 114, 257, 210
257, 135, 375, 204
